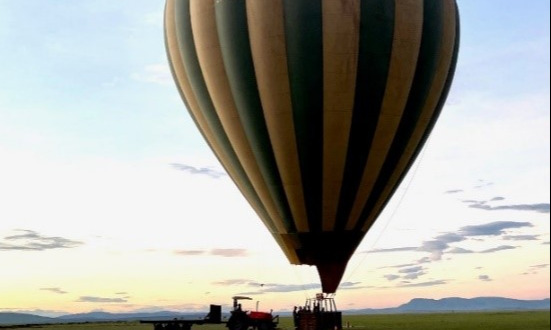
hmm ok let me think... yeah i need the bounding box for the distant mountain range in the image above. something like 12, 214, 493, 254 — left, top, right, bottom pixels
1, 297, 549, 325
0, 311, 205, 326
347, 297, 550, 314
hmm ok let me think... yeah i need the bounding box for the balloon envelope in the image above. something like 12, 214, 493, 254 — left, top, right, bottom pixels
164, 0, 460, 293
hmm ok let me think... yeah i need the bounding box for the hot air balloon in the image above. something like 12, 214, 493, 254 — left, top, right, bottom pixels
164, 0, 460, 293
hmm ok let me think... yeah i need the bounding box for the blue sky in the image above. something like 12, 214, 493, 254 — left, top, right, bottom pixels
0, 0, 549, 316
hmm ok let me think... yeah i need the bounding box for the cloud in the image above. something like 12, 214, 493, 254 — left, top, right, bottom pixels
213, 279, 251, 286
256, 283, 321, 293
235, 291, 264, 296
417, 257, 432, 264
444, 189, 463, 194
0, 230, 83, 251
478, 275, 492, 282
240, 282, 322, 293
503, 234, 539, 241
459, 221, 533, 236
397, 266, 426, 280
40, 287, 67, 294
383, 266, 427, 282
398, 266, 424, 274
340, 282, 362, 288
521, 264, 548, 276
490, 197, 506, 201
472, 203, 550, 213
474, 181, 493, 189
131, 63, 172, 85
448, 247, 474, 254
323, 282, 366, 291
463, 199, 485, 204
464, 200, 550, 213
210, 249, 247, 257
367, 221, 531, 262
212, 278, 349, 293
174, 250, 205, 256
479, 245, 516, 253
418, 233, 465, 260
174, 249, 247, 257
384, 274, 400, 281
77, 296, 128, 303
366, 246, 417, 253
530, 264, 549, 269
399, 280, 448, 288
379, 263, 417, 269
171, 163, 226, 179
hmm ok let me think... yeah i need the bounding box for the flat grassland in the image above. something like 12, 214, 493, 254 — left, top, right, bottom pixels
2, 311, 549, 330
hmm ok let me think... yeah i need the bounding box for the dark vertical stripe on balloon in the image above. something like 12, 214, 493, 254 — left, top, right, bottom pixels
408, 3, 460, 169
282, 0, 324, 232
355, 0, 445, 230
173, 0, 277, 233
164, 2, 195, 134
214, 0, 296, 232
334, 0, 395, 230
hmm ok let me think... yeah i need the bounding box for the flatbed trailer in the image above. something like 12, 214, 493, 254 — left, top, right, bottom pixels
140, 297, 278, 330
140, 318, 226, 330
140, 304, 224, 330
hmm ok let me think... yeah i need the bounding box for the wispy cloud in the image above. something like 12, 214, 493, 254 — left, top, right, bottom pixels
367, 221, 532, 262
174, 250, 205, 256
479, 245, 516, 253
213, 279, 364, 293
379, 263, 418, 269
522, 264, 549, 276
213, 279, 252, 286
478, 275, 492, 282
384, 274, 400, 281
503, 234, 539, 241
210, 249, 247, 257
463, 200, 550, 213
171, 163, 226, 179
257, 283, 321, 293
530, 264, 549, 269
383, 265, 427, 282
0, 230, 83, 251
399, 280, 448, 288
474, 180, 494, 189
213, 278, 323, 293
398, 266, 424, 274
40, 287, 67, 294
77, 296, 128, 303
448, 247, 474, 254
174, 248, 248, 257
444, 189, 463, 194
459, 221, 533, 236
368, 246, 417, 253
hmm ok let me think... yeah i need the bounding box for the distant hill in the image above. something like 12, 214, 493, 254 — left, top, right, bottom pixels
56, 311, 206, 322
1, 297, 549, 325
398, 297, 550, 312
349, 297, 551, 314
0, 312, 56, 325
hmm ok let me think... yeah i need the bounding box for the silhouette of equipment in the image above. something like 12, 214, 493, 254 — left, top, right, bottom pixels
140, 297, 279, 330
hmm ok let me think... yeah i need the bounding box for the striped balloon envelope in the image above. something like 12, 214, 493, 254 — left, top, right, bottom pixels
164, 0, 460, 293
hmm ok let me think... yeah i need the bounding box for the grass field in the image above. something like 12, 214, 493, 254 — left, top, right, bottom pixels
2, 311, 549, 330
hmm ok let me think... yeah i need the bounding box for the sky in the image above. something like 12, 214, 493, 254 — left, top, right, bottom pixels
0, 0, 549, 317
